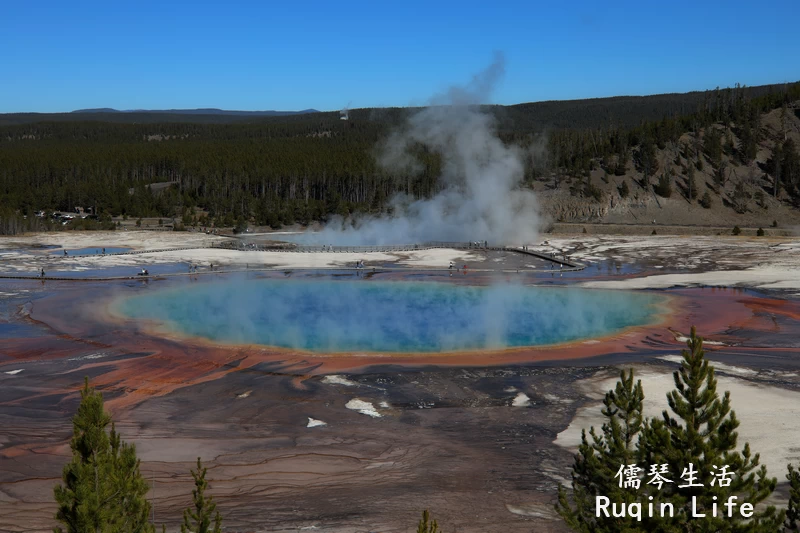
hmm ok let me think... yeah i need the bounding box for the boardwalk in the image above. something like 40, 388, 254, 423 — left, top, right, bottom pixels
0, 242, 583, 281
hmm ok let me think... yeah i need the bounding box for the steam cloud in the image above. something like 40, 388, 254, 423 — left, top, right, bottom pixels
308, 52, 540, 245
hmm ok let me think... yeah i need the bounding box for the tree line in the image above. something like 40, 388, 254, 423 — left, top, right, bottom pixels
1, 82, 799, 234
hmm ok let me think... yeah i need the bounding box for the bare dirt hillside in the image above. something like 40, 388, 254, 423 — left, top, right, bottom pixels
535, 103, 800, 232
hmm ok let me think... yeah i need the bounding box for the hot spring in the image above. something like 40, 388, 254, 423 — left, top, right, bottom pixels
116, 279, 665, 353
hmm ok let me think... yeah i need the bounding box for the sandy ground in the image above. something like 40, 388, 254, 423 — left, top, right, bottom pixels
0, 231, 483, 273
527, 235, 800, 294
5, 232, 800, 288
0, 230, 226, 250
556, 363, 800, 481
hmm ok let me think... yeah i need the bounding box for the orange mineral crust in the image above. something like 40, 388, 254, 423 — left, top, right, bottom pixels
7, 280, 779, 411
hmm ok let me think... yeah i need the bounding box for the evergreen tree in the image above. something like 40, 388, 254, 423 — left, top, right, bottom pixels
686, 166, 698, 201
615, 146, 629, 176
416, 509, 442, 533
655, 173, 673, 198
635, 138, 659, 178
558, 329, 786, 533
771, 140, 784, 198
619, 180, 630, 198
738, 122, 758, 164
556, 370, 646, 532
714, 161, 728, 190
181, 458, 222, 533
54, 378, 154, 533
700, 191, 713, 209
704, 128, 723, 168
641, 327, 782, 532
786, 464, 800, 531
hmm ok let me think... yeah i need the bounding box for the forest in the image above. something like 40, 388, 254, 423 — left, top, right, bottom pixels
1, 82, 799, 234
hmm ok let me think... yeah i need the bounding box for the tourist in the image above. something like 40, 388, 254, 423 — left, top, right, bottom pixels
40, 268, 45, 278
64, 250, 68, 256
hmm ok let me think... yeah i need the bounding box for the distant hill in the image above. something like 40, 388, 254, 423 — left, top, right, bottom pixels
1, 81, 795, 128
71, 108, 121, 113
71, 107, 320, 116
0, 108, 321, 125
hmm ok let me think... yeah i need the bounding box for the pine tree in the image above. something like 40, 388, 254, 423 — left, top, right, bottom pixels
619, 180, 630, 198
108, 425, 153, 532
655, 173, 672, 198
687, 165, 698, 201
786, 464, 800, 531
181, 458, 222, 533
641, 327, 783, 532
556, 369, 647, 532
54, 378, 154, 533
704, 128, 723, 168
416, 509, 442, 533
635, 138, 659, 179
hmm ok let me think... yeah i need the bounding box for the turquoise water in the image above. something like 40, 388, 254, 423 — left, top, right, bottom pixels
117, 279, 664, 353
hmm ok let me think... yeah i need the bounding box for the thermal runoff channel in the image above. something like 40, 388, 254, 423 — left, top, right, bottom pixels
117, 280, 664, 353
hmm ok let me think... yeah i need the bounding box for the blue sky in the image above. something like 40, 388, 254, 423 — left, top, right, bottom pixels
2, 0, 798, 113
